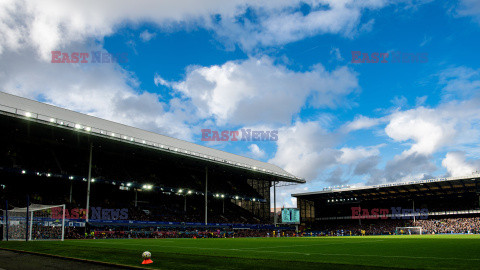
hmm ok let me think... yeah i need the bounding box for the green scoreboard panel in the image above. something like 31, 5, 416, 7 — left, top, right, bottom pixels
281, 208, 300, 224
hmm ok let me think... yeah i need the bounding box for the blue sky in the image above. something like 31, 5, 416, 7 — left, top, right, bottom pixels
1, 0, 480, 207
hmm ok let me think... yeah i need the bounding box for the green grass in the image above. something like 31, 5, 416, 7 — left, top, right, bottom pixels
1, 235, 480, 269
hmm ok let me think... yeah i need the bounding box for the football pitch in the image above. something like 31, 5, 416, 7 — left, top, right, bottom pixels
1, 235, 480, 269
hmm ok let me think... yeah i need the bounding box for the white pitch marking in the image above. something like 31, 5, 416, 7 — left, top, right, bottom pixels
238, 239, 385, 250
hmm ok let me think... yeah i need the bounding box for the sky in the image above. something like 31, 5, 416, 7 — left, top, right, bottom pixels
1, 0, 480, 208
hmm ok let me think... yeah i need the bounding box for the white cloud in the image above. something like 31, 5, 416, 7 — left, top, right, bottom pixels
0, 46, 196, 141
390, 95, 408, 108
211, 0, 389, 50
442, 151, 480, 177
385, 95, 480, 157
271, 184, 309, 209
341, 115, 382, 132
337, 145, 382, 164
455, 0, 480, 24
419, 35, 432, 47
0, 0, 391, 59
385, 107, 457, 156
269, 120, 341, 181
154, 74, 171, 87
368, 92, 480, 184
439, 66, 480, 99
415, 95, 428, 106
330, 47, 343, 61
167, 56, 358, 126
139, 30, 156, 42
247, 144, 266, 159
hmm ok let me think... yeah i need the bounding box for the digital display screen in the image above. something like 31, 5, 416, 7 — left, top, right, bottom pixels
281, 208, 300, 224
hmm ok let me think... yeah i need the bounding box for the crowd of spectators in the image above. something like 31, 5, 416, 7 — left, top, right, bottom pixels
309, 217, 480, 236
415, 217, 480, 234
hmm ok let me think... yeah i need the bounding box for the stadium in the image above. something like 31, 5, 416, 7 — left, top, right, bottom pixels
0, 91, 304, 227
1, 93, 480, 269
294, 175, 480, 235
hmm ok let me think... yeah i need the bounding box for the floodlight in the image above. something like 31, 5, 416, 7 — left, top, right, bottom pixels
75, 124, 81, 129
91, 178, 95, 182
252, 198, 256, 201
235, 196, 239, 200
69, 176, 74, 180
178, 189, 183, 193
187, 190, 192, 194
25, 112, 32, 117
221, 194, 225, 198
111, 133, 115, 137
85, 127, 91, 132
127, 182, 132, 187
49, 118, 55, 123
21, 170, 26, 174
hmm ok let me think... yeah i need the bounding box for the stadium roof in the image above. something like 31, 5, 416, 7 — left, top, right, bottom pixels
0, 91, 304, 184
292, 173, 480, 200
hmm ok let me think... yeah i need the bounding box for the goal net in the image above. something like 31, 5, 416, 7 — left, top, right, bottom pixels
395, 226, 422, 235
2, 204, 65, 241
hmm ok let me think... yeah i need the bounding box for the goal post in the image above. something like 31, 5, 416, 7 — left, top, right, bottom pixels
2, 204, 66, 241
395, 226, 422, 235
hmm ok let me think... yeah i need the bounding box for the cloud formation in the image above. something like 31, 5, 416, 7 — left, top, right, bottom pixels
160, 56, 358, 126
442, 151, 480, 177
0, 46, 196, 140
0, 0, 389, 59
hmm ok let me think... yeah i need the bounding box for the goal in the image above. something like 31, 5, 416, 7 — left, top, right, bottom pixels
395, 226, 422, 235
2, 204, 65, 241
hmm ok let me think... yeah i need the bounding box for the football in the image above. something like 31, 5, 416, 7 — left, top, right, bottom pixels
142, 251, 151, 260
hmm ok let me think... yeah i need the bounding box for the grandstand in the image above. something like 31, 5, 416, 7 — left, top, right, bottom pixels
293, 175, 480, 235
0, 92, 304, 238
